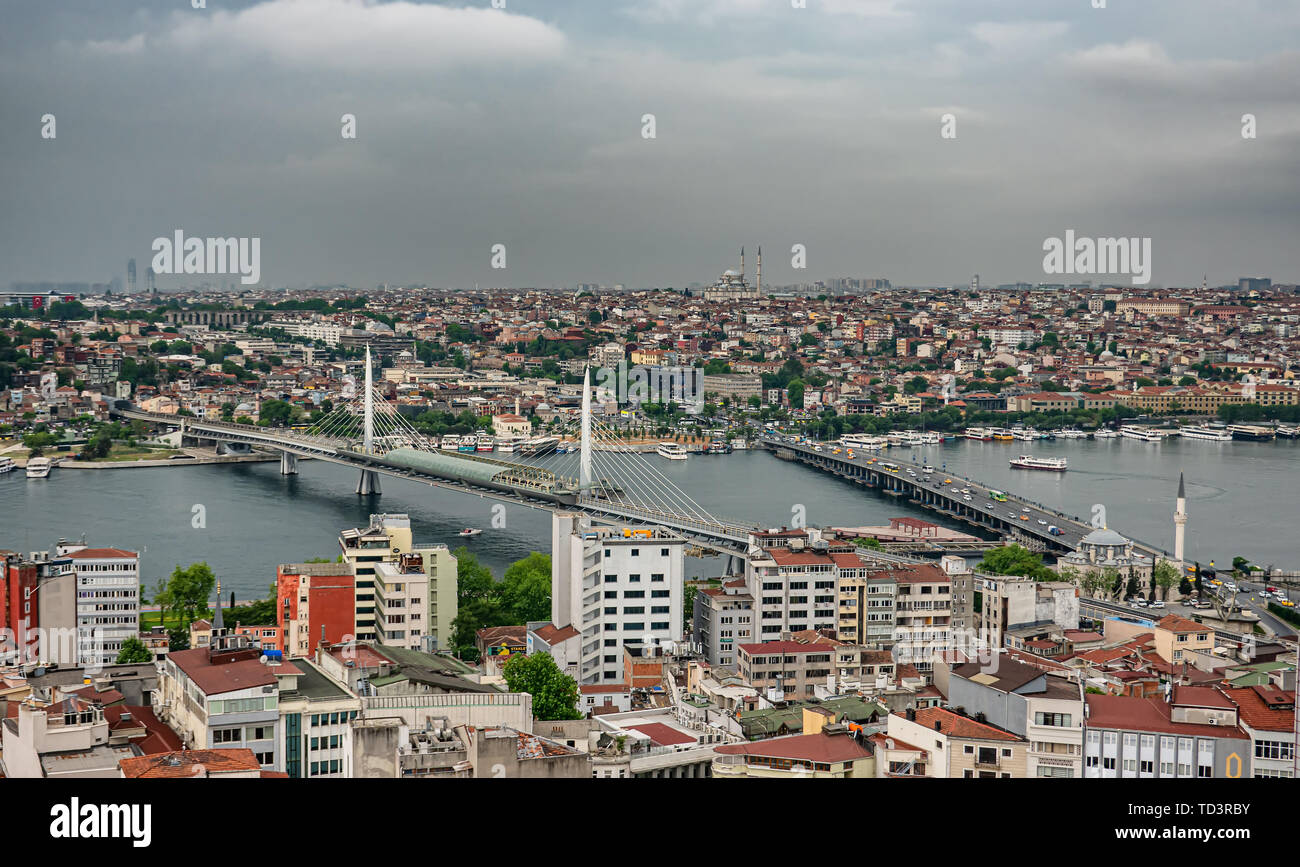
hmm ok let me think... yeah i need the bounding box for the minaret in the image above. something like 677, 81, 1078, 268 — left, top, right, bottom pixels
1174, 472, 1187, 564
740, 246, 745, 283
756, 246, 761, 294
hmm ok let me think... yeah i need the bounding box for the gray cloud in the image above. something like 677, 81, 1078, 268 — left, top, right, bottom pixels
1, 0, 1297, 290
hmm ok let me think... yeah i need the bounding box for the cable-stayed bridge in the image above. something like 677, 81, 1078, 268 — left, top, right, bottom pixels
110, 352, 762, 555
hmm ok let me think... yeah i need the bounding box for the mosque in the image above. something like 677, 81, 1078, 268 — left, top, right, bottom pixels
701, 247, 763, 303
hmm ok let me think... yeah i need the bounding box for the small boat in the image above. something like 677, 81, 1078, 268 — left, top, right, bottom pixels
26, 457, 52, 479
458, 528, 482, 537
458, 435, 478, 452
0, 457, 15, 474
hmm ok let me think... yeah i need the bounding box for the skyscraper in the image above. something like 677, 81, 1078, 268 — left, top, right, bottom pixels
127, 258, 137, 293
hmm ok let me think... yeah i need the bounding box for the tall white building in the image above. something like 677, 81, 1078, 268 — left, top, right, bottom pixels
550, 513, 685, 684
58, 543, 140, 666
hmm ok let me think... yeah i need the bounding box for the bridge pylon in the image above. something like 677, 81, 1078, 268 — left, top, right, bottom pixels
280, 452, 298, 475
356, 469, 381, 496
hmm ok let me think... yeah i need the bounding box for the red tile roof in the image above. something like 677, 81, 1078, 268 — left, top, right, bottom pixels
626, 722, 697, 747
716, 731, 872, 763
167, 648, 280, 696
119, 748, 263, 778
1084, 694, 1248, 739
912, 707, 1023, 742
1222, 686, 1295, 733
66, 547, 137, 559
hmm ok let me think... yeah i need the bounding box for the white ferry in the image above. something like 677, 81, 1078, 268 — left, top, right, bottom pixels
1009, 454, 1067, 471
656, 442, 689, 460
440, 435, 459, 451
731, 438, 749, 450
1120, 425, 1162, 442
963, 427, 993, 441
25, 456, 52, 478
518, 436, 558, 456
841, 434, 887, 450
475, 435, 495, 452
1094, 428, 1119, 439
918, 431, 942, 445
1011, 427, 1039, 442
0, 456, 15, 474
496, 435, 525, 454
1178, 425, 1233, 442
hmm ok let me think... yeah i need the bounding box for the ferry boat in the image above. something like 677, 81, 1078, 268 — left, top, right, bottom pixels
458, 528, 482, 537
458, 435, 478, 452
990, 428, 1016, 441
518, 436, 558, 456
1178, 425, 1233, 442
1120, 425, 1162, 442
706, 441, 733, 455
1227, 424, 1275, 441
1276, 425, 1300, 439
963, 427, 993, 441
656, 442, 688, 460
440, 435, 459, 451
475, 435, 495, 452
1011, 427, 1039, 442
1009, 454, 1067, 471
842, 434, 887, 450
1094, 428, 1119, 439
496, 435, 525, 454
25, 456, 52, 479
731, 438, 748, 450
0, 456, 15, 474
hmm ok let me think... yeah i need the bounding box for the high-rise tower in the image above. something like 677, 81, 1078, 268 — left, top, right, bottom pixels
757, 246, 762, 295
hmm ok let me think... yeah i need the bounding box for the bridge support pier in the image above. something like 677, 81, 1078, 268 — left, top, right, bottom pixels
356, 469, 382, 496
280, 452, 298, 475
725, 554, 744, 576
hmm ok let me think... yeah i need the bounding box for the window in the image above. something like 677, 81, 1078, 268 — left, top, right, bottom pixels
660, 548, 668, 556
604, 574, 617, 583
212, 727, 241, 744
977, 747, 997, 765
651, 590, 669, 598
631, 549, 640, 557
1035, 712, 1072, 728
652, 573, 665, 582
625, 590, 645, 599
629, 574, 642, 583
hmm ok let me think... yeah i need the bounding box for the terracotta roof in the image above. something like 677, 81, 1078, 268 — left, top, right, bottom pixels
103, 705, 184, 754
1084, 694, 1248, 739
1155, 614, 1205, 634
738, 640, 837, 656
911, 707, 1024, 742
119, 748, 263, 778
532, 623, 580, 644
626, 722, 697, 747
66, 547, 137, 559
167, 648, 281, 696
1223, 686, 1295, 732
716, 731, 872, 763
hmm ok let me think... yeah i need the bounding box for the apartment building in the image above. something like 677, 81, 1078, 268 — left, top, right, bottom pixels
1152, 614, 1215, 666
1082, 689, 1251, 779
979, 575, 1080, 649
692, 578, 754, 668
836, 559, 896, 648
155, 641, 290, 770
1221, 685, 1295, 778
30, 544, 142, 667
886, 706, 1030, 778
746, 534, 854, 639
550, 513, 685, 684
737, 636, 843, 699
337, 514, 456, 648
278, 657, 364, 779
947, 656, 1085, 778
277, 562, 357, 658
891, 563, 953, 671
373, 555, 432, 651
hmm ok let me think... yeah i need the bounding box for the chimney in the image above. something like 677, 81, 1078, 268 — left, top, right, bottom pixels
905, 707, 916, 722
934, 720, 943, 732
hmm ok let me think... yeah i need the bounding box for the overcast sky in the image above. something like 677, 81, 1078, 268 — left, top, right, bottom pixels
2, 0, 1298, 290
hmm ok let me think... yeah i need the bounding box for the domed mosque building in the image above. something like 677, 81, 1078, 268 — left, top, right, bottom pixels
1058, 526, 1153, 584
701, 247, 763, 303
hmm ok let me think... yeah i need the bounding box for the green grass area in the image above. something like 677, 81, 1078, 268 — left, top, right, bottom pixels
140, 608, 213, 631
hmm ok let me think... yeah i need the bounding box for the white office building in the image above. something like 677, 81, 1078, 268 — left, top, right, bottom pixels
550, 513, 685, 684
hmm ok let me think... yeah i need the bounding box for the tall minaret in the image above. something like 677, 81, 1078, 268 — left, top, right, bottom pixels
1174, 472, 1187, 564
756, 246, 761, 293
740, 246, 745, 282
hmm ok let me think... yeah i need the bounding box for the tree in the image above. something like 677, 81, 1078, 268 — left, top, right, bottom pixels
167, 627, 190, 652
115, 636, 155, 664
976, 545, 1054, 581
1153, 560, 1179, 601
502, 652, 581, 720
164, 562, 217, 627
451, 549, 505, 658
501, 552, 551, 623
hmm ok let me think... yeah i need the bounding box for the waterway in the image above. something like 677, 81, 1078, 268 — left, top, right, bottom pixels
2, 436, 1297, 599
